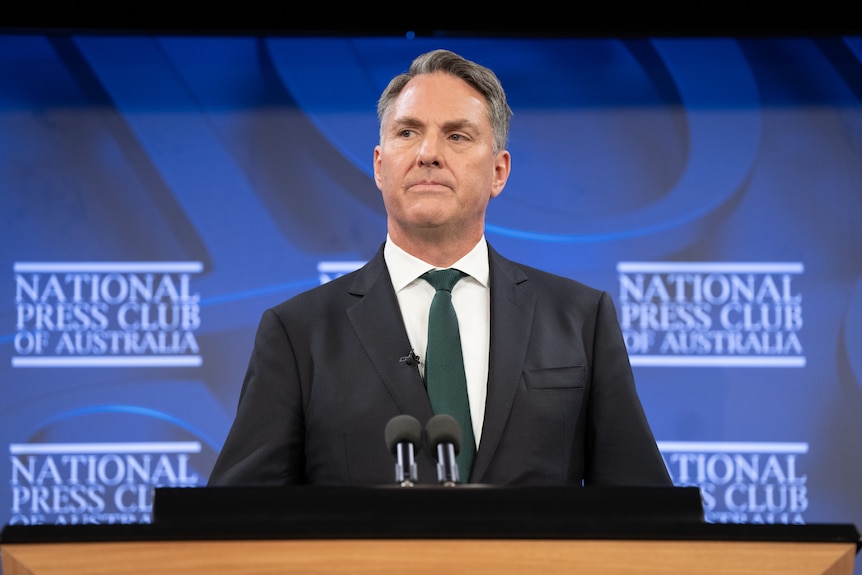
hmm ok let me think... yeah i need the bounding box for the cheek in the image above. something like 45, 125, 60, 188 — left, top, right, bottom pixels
375, 154, 406, 186
374, 161, 393, 191
464, 166, 497, 197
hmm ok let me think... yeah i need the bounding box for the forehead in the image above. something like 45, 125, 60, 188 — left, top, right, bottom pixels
389, 72, 490, 126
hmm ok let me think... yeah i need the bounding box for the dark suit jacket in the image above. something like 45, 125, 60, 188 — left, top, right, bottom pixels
208, 244, 671, 487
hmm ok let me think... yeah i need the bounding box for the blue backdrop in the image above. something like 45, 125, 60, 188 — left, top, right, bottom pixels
2, 32, 861, 558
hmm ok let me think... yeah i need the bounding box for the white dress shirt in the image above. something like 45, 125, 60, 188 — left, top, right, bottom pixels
384, 235, 491, 445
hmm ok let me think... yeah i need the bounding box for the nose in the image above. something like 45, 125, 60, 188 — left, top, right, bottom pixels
417, 135, 441, 167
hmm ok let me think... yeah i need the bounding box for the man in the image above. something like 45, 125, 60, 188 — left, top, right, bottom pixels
208, 49, 671, 487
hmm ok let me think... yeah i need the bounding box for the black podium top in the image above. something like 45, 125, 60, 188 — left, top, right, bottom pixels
154, 484, 705, 538
1, 485, 859, 550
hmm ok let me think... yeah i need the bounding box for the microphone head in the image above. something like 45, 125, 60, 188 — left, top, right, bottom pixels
424, 414, 462, 455
384, 414, 422, 454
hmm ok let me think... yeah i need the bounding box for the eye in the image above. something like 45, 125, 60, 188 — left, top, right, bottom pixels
398, 129, 414, 138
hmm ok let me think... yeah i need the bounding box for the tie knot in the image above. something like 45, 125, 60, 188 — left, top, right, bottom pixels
422, 268, 465, 293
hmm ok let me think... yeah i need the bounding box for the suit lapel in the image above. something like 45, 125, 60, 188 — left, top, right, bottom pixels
471, 246, 535, 482
345, 249, 434, 421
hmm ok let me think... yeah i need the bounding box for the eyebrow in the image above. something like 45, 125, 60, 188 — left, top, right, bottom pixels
391, 116, 481, 134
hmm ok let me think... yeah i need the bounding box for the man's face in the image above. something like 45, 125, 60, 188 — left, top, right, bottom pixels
374, 72, 510, 245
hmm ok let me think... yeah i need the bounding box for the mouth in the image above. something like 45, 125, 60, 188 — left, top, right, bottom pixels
407, 180, 452, 193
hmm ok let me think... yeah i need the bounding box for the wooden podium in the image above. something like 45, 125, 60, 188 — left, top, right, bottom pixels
2, 486, 859, 574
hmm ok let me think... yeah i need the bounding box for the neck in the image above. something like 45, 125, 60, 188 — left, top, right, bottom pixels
388, 227, 482, 268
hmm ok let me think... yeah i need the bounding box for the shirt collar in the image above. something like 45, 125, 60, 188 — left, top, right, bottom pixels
384, 234, 490, 292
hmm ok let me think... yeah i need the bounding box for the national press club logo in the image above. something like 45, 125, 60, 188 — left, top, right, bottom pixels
9, 441, 201, 525
659, 441, 809, 524
12, 262, 203, 368
617, 262, 805, 367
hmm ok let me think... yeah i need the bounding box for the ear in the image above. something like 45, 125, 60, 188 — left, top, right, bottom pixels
373, 145, 383, 190
490, 150, 511, 199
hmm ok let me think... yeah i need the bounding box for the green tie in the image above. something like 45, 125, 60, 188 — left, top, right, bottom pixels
422, 268, 476, 482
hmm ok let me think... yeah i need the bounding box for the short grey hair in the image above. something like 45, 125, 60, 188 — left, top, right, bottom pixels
377, 49, 512, 153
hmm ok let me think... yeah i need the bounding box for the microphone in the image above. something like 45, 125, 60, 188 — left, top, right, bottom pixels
384, 414, 422, 486
424, 414, 462, 486
399, 350, 420, 366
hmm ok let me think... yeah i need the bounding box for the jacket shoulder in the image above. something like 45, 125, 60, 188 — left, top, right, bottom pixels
266, 252, 386, 321
492, 251, 607, 305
